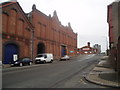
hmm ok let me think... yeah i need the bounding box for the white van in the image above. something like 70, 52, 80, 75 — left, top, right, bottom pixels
35, 53, 53, 64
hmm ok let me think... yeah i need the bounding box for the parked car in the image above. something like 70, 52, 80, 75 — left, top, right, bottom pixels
35, 53, 53, 64
60, 55, 70, 61
10, 58, 33, 67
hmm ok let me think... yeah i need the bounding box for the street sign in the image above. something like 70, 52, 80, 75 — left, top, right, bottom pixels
70, 51, 74, 53
13, 54, 18, 61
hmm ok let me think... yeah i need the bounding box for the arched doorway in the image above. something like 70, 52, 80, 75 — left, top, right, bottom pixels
61, 45, 67, 57
37, 42, 45, 54
4, 43, 19, 64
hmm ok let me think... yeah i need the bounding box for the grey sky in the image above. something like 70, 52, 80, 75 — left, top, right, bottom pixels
2, 0, 115, 52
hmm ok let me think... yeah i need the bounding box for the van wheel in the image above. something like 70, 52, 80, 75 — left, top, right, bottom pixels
29, 62, 32, 65
50, 60, 53, 63
43, 60, 46, 64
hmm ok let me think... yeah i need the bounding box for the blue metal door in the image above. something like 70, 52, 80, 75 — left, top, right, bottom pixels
4, 44, 18, 64
61, 46, 66, 57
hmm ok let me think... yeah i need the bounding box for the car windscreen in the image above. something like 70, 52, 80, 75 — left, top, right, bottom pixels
37, 55, 44, 57
22, 58, 29, 61
16, 58, 22, 61
44, 55, 47, 58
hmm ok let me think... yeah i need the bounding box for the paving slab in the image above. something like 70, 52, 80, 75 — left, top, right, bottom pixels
85, 56, 120, 88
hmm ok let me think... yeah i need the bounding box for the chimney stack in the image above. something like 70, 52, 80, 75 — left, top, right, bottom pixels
87, 42, 90, 47
32, 4, 36, 10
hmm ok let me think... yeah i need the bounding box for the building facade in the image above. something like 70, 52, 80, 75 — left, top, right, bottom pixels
29, 5, 77, 60
1, 1, 77, 64
1, 2, 34, 64
107, 1, 120, 72
93, 44, 101, 54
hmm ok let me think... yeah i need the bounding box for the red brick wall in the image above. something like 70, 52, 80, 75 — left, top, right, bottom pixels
108, 5, 114, 44
107, 3, 120, 71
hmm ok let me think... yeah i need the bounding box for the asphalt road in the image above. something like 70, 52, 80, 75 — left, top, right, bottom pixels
2, 54, 106, 88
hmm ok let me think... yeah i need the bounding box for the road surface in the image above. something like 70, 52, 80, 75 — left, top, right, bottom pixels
2, 54, 106, 88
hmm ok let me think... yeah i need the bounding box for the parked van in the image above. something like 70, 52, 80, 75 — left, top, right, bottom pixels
35, 53, 53, 64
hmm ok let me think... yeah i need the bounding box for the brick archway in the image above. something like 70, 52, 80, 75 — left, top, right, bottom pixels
3, 42, 19, 64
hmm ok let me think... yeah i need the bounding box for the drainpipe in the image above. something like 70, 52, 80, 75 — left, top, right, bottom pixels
31, 28, 34, 63
32, 30, 34, 63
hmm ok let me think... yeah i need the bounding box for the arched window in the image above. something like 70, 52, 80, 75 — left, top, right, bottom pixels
17, 18, 24, 36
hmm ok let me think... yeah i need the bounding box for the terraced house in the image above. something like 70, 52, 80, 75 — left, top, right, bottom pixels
1, 1, 77, 64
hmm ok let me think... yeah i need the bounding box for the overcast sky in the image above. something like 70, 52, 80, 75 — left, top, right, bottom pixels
2, 0, 115, 52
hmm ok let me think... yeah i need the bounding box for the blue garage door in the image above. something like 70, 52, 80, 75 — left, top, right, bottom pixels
4, 44, 19, 64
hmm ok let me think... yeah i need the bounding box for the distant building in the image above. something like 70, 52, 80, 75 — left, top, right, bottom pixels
93, 44, 101, 54
78, 42, 97, 54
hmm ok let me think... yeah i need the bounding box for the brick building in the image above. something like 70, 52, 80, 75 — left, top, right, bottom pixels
1, 1, 77, 64
28, 4, 77, 60
78, 42, 97, 54
107, 0, 120, 72
93, 44, 101, 54
1, 2, 34, 64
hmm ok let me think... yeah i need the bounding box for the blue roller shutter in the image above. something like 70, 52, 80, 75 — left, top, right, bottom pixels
4, 44, 18, 64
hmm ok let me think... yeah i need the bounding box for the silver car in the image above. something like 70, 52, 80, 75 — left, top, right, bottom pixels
60, 55, 70, 60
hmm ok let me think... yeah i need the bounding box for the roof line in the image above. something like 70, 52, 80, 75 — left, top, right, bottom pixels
0, 2, 16, 7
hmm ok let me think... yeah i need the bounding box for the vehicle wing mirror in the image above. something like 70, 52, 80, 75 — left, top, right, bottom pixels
44, 55, 47, 58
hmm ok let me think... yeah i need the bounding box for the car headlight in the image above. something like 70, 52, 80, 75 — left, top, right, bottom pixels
15, 62, 18, 64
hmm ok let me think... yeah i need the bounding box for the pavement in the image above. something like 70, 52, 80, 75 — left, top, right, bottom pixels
85, 56, 120, 88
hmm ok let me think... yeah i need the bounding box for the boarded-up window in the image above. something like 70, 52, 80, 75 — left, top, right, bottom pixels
24, 43, 29, 57
2, 13, 8, 33
37, 23, 40, 37
39, 24, 42, 38
41, 25, 46, 38
9, 10, 17, 34
17, 19, 23, 36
